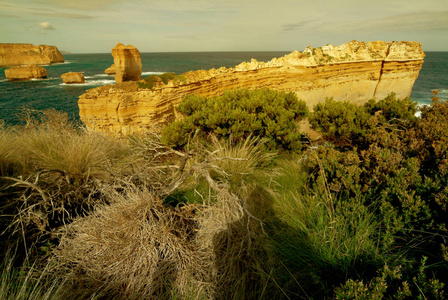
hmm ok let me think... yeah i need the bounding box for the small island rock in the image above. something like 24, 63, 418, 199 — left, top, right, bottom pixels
5, 65, 47, 81
111, 43, 142, 83
105, 64, 116, 75
61, 72, 85, 84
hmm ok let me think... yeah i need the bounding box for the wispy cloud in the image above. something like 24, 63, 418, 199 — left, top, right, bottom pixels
35, 0, 129, 11
282, 20, 319, 32
0, 12, 15, 18
317, 11, 448, 33
34, 12, 94, 19
37, 21, 55, 30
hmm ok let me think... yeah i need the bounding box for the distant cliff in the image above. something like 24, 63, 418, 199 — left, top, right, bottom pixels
0, 43, 64, 67
78, 40, 425, 135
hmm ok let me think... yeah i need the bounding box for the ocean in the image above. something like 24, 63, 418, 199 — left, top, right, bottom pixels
0, 51, 447, 125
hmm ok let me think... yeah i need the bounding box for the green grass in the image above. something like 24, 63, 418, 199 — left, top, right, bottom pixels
137, 72, 187, 90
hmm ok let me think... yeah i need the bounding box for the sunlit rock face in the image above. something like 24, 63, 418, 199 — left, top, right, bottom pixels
0, 43, 64, 67
78, 40, 425, 135
61, 72, 85, 84
105, 64, 116, 75
5, 65, 48, 81
111, 43, 142, 83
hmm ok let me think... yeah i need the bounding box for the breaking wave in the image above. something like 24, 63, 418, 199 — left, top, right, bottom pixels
59, 79, 116, 86
141, 71, 164, 76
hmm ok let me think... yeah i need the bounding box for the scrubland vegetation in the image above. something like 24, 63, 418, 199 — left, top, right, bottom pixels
1, 88, 448, 299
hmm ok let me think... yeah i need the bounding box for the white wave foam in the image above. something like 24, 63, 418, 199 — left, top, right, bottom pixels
415, 103, 429, 118
0, 79, 8, 83
59, 79, 115, 86
94, 74, 113, 77
53, 61, 73, 65
141, 71, 164, 76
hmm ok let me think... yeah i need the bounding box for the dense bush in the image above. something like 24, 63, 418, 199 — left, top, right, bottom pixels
309, 93, 418, 148
309, 98, 372, 146
306, 92, 448, 298
161, 88, 309, 152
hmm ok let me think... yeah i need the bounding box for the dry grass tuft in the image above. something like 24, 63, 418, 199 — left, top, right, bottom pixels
54, 188, 208, 299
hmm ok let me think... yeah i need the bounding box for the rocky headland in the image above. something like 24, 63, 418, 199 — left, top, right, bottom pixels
78, 40, 425, 135
0, 43, 64, 68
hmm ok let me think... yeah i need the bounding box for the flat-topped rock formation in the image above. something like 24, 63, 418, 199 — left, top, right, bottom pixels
5, 65, 47, 81
61, 72, 85, 84
111, 43, 142, 83
78, 40, 425, 135
0, 43, 64, 67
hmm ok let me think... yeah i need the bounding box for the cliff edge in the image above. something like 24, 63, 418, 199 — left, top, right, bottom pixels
0, 43, 65, 67
78, 40, 425, 135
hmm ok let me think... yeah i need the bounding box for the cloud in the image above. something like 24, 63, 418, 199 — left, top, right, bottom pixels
37, 21, 55, 30
282, 20, 319, 32
35, 0, 127, 11
34, 12, 94, 19
317, 11, 448, 34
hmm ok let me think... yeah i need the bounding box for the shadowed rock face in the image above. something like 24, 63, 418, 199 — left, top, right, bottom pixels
78, 40, 425, 135
0, 43, 64, 67
111, 43, 142, 83
5, 65, 47, 81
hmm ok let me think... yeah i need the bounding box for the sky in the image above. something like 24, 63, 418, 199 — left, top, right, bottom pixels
0, 0, 447, 53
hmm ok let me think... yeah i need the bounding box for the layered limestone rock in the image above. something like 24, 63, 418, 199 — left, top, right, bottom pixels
78, 40, 425, 135
111, 43, 142, 83
0, 43, 64, 67
5, 65, 47, 81
61, 72, 85, 84
105, 64, 116, 75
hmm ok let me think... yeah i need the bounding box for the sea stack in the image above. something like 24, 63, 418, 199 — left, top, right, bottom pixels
0, 43, 64, 67
105, 64, 116, 75
5, 65, 47, 81
61, 72, 85, 84
111, 43, 142, 83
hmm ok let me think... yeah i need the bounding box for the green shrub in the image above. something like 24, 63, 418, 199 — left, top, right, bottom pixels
310, 94, 418, 148
161, 88, 309, 152
137, 72, 186, 90
364, 93, 418, 123
334, 258, 445, 299
309, 98, 372, 147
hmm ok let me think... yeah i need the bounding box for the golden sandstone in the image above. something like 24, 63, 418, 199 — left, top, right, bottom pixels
111, 43, 142, 83
61, 72, 85, 84
0, 43, 64, 67
78, 40, 425, 135
5, 65, 47, 81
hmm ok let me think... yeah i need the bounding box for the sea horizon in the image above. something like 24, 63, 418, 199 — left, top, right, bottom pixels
1, 51, 447, 125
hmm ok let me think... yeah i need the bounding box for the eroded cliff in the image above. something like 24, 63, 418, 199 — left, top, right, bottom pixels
0, 43, 64, 67
78, 40, 425, 135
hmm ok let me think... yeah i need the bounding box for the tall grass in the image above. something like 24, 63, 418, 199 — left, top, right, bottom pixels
2, 108, 446, 299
